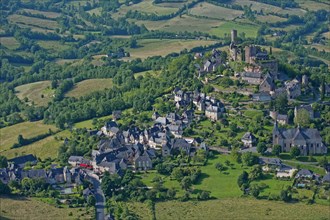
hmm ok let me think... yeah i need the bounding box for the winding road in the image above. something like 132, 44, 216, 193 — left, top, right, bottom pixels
88, 174, 106, 220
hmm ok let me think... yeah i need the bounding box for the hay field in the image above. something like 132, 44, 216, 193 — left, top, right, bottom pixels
190, 2, 243, 20
65, 78, 113, 98
15, 81, 54, 106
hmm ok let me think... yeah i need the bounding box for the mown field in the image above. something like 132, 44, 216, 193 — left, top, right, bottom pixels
154, 199, 330, 220
20, 8, 61, 18
0, 196, 90, 219
8, 14, 60, 30
125, 39, 217, 60
15, 81, 54, 106
0, 37, 20, 50
232, 0, 306, 16
112, 0, 179, 19
210, 21, 259, 38
65, 78, 113, 98
1, 130, 70, 160
190, 2, 243, 20
0, 121, 57, 152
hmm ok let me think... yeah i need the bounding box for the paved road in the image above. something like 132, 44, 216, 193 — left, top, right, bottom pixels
88, 174, 106, 220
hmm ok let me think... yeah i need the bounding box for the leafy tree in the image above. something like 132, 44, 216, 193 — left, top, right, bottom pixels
197, 190, 210, 200
0, 156, 8, 168
241, 152, 259, 166
249, 165, 263, 181
87, 195, 96, 206
272, 144, 282, 157
250, 186, 260, 198
280, 190, 292, 202
180, 177, 192, 191
237, 171, 249, 188
257, 142, 267, 155
166, 188, 176, 199
294, 109, 311, 126
0, 181, 11, 195
318, 156, 328, 168
290, 146, 300, 158
231, 148, 242, 163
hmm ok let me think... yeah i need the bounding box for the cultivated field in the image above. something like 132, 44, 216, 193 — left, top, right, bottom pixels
125, 39, 217, 59
210, 21, 259, 38
155, 199, 330, 220
0, 37, 20, 50
37, 40, 71, 53
190, 2, 243, 20
232, 0, 306, 16
134, 14, 224, 33
21, 8, 61, 18
15, 81, 54, 106
65, 78, 113, 98
0, 121, 57, 152
112, 0, 179, 19
0, 196, 90, 219
295, 0, 330, 11
1, 130, 70, 160
8, 14, 60, 30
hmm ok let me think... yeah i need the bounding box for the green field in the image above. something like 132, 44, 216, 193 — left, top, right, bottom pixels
37, 40, 71, 53
65, 78, 113, 98
125, 39, 217, 59
257, 15, 287, 24
210, 21, 259, 38
0, 37, 20, 50
0, 121, 57, 152
21, 8, 61, 18
233, 0, 306, 16
112, 0, 179, 19
1, 130, 70, 160
134, 70, 161, 79
8, 14, 60, 30
0, 196, 90, 219
295, 0, 330, 11
154, 199, 330, 220
15, 81, 54, 106
190, 2, 243, 20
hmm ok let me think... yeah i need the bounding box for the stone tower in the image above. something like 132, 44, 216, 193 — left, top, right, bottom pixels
231, 29, 237, 43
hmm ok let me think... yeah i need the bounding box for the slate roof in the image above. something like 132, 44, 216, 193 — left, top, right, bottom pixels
322, 173, 330, 182
259, 157, 281, 166
278, 127, 322, 141
296, 169, 313, 177
21, 169, 47, 179
241, 132, 256, 141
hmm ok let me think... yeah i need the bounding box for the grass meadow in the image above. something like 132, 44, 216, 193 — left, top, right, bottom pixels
8, 14, 60, 30
15, 81, 54, 106
0, 37, 20, 50
0, 120, 57, 153
190, 2, 243, 20
65, 78, 113, 98
0, 196, 90, 219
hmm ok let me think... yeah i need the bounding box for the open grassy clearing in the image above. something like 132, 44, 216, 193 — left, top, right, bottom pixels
14, 23, 56, 34
15, 81, 54, 106
65, 78, 113, 98
1, 130, 70, 160
37, 40, 71, 53
55, 58, 81, 65
0, 121, 57, 152
134, 70, 161, 79
295, 0, 330, 11
86, 7, 102, 16
308, 44, 330, 53
155, 199, 330, 220
20, 8, 61, 18
257, 15, 287, 23
125, 39, 217, 60
232, 0, 306, 16
112, 0, 178, 19
0, 196, 90, 219
210, 21, 259, 38
134, 14, 224, 33
190, 2, 243, 20
8, 14, 59, 30
0, 37, 20, 50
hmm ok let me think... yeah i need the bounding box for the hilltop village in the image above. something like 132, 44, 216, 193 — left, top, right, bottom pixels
1, 29, 329, 219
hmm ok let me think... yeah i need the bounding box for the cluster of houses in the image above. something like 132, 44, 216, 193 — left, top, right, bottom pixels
0, 154, 86, 186
195, 49, 223, 76
173, 87, 226, 121
259, 157, 330, 186
68, 115, 208, 174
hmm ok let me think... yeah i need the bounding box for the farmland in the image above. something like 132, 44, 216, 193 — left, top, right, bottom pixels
190, 2, 243, 20
0, 196, 91, 219
0, 37, 20, 50
154, 199, 330, 220
15, 81, 55, 106
1, 130, 70, 160
125, 39, 217, 60
20, 8, 61, 18
0, 121, 57, 152
65, 78, 114, 98
8, 14, 60, 30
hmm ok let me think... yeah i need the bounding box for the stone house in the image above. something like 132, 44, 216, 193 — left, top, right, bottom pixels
285, 79, 301, 99
8, 154, 37, 169
241, 132, 256, 147
241, 72, 263, 85
259, 74, 275, 93
294, 104, 314, 120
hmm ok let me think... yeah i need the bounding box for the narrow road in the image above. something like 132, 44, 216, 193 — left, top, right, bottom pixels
88, 174, 106, 220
